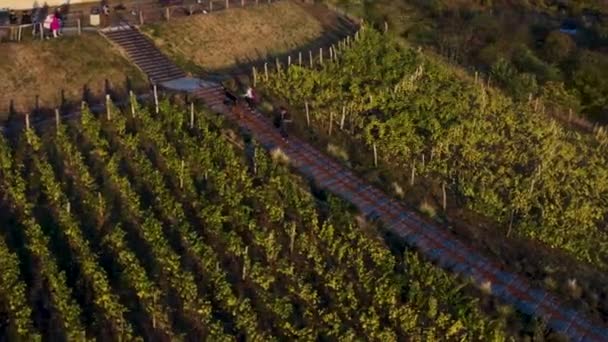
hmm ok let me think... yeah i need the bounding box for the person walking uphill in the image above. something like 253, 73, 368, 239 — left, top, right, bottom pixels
279, 107, 292, 140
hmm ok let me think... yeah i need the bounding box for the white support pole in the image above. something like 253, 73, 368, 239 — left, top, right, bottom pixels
106, 94, 111, 120
190, 102, 195, 128
153, 84, 159, 114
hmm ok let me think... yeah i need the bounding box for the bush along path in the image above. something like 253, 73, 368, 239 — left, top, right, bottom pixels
76, 12, 608, 342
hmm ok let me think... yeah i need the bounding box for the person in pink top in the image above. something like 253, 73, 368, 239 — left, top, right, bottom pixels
50, 13, 60, 38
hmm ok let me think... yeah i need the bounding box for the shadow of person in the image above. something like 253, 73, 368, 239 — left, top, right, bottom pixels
82, 84, 91, 104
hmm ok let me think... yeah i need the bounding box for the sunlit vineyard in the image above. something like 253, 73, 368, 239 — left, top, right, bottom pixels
0, 100, 508, 340
260, 26, 608, 269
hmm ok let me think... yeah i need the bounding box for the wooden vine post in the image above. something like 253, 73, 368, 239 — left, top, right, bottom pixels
309, 50, 313, 68
105, 94, 111, 120
328, 111, 333, 135
305, 101, 310, 127
264, 62, 268, 80
241, 0, 245, 6
298, 51, 302, 66
275, 57, 280, 72
373, 143, 378, 167
77, 19, 81, 35
252, 66, 257, 86
165, 7, 170, 21
288, 55, 291, 67
139, 10, 144, 25
129, 90, 136, 117
340, 106, 346, 130
190, 102, 195, 128
55, 108, 60, 132
319, 47, 323, 65
329, 46, 333, 60
210, 1, 213, 11
153, 84, 159, 114
442, 182, 447, 211
25, 113, 30, 130
180, 160, 185, 189
410, 164, 416, 186
226, 0, 229, 9
289, 223, 296, 253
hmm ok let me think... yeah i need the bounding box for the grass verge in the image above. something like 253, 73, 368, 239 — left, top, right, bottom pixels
142, 0, 330, 73
0, 33, 145, 119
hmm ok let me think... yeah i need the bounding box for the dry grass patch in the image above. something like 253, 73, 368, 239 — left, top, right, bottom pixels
144, 1, 325, 71
0, 33, 145, 117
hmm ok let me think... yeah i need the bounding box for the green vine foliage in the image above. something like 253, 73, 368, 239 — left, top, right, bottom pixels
0, 101, 508, 339
261, 27, 608, 268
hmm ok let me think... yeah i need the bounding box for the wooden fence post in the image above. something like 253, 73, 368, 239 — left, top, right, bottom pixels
340, 106, 346, 129
210, 0, 213, 11
226, 0, 229, 9
298, 51, 302, 66
384, 21, 388, 33
190, 102, 194, 128
105, 94, 111, 120
39, 23, 43, 40
153, 84, 159, 114
288, 55, 291, 67
329, 46, 333, 60
264, 62, 268, 80
25, 113, 30, 130
252, 66, 257, 86
55, 108, 60, 132
77, 19, 81, 35
165, 7, 170, 21
328, 111, 333, 135
305, 101, 310, 127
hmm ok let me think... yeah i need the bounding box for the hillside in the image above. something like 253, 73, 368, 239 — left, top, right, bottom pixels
257, 26, 608, 336
142, 1, 343, 73
0, 34, 145, 118
328, 0, 608, 125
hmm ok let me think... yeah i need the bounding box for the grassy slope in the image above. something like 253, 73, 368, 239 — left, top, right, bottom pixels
0, 33, 145, 118
143, 1, 328, 73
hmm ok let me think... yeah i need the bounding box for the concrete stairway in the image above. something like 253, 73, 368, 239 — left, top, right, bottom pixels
100, 25, 186, 84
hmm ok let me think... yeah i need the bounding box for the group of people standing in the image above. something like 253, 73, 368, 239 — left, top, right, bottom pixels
42, 9, 63, 38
